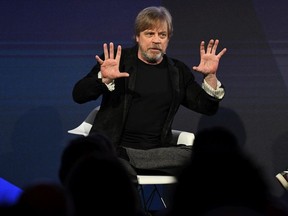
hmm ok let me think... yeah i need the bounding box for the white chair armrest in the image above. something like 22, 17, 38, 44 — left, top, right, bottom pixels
172, 129, 195, 146
67, 106, 100, 136
68, 122, 92, 136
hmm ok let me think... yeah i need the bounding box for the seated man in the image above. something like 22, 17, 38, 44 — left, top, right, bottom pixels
72, 6, 227, 179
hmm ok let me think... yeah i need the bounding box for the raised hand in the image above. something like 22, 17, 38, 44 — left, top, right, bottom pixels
192, 39, 227, 89
95, 42, 129, 84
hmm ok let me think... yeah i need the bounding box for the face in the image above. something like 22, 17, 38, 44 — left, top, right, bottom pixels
136, 22, 169, 64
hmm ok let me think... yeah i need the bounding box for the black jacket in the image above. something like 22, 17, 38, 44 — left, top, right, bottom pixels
72, 45, 223, 148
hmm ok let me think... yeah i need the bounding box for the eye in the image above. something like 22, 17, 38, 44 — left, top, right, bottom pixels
159, 33, 167, 39
144, 32, 154, 37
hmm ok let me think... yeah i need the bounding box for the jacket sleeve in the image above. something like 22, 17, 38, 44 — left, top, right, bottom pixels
72, 65, 109, 104
180, 62, 223, 116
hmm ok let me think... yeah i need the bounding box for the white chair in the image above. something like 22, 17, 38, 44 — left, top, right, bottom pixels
68, 106, 100, 136
68, 106, 195, 212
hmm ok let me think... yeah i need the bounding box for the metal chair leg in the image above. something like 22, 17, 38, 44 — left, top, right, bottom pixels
138, 184, 167, 213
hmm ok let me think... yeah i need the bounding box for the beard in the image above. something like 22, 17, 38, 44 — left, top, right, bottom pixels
141, 48, 164, 64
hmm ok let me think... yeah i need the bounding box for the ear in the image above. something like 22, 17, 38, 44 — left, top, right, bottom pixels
135, 36, 139, 42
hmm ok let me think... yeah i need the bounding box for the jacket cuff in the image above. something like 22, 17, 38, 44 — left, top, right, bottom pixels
202, 79, 225, 99
98, 71, 115, 92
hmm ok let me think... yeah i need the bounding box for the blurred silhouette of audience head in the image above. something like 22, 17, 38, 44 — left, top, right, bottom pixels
168, 126, 288, 216
58, 132, 144, 215
14, 181, 68, 216
65, 153, 143, 216
58, 132, 116, 186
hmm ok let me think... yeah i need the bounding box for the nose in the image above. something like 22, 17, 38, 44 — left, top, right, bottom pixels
152, 34, 161, 43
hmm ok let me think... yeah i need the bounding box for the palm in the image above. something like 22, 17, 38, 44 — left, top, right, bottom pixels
95, 42, 129, 83
193, 39, 226, 76
196, 54, 220, 75
101, 59, 120, 79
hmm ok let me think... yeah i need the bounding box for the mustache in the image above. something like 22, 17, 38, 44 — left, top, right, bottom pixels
148, 46, 162, 51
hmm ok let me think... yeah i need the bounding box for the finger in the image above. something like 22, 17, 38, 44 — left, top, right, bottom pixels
217, 48, 227, 58
211, 39, 219, 54
207, 39, 214, 54
115, 45, 122, 62
109, 42, 114, 59
95, 55, 103, 65
199, 41, 205, 55
117, 72, 129, 78
192, 66, 204, 73
103, 43, 108, 59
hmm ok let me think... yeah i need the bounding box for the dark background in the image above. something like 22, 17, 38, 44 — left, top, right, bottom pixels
1, 0, 288, 198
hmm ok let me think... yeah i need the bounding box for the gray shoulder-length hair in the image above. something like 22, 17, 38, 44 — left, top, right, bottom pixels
134, 6, 173, 39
